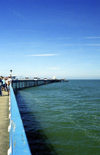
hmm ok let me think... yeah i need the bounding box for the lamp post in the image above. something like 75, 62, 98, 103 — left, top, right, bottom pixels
10, 70, 12, 77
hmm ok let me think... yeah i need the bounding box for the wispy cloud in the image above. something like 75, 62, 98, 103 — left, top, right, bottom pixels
48, 67, 60, 70
85, 44, 100, 46
63, 43, 100, 47
47, 37, 72, 41
57, 37, 72, 40
15, 29, 36, 33
85, 36, 100, 39
27, 53, 58, 57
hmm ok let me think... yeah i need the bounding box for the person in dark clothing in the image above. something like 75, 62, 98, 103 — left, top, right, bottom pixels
0, 77, 3, 96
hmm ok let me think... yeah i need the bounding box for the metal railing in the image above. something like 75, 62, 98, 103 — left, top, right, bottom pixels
8, 84, 31, 155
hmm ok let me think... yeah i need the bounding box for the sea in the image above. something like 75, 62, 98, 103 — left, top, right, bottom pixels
16, 80, 100, 155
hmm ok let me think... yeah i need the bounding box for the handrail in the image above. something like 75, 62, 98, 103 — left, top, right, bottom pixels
8, 84, 31, 155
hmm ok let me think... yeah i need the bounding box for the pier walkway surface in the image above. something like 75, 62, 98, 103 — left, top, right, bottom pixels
0, 91, 9, 155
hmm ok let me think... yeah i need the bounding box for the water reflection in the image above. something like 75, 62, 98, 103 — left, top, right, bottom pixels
16, 92, 57, 155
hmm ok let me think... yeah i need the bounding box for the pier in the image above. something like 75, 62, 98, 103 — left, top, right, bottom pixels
0, 91, 9, 155
12, 79, 61, 91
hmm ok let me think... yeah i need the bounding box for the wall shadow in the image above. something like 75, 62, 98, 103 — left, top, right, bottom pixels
16, 91, 57, 155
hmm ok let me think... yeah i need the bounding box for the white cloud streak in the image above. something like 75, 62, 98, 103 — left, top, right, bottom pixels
48, 67, 60, 70
27, 54, 58, 57
63, 43, 100, 47
85, 36, 100, 39
85, 44, 100, 46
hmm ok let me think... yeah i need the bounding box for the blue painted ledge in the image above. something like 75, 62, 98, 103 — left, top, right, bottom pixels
8, 85, 31, 155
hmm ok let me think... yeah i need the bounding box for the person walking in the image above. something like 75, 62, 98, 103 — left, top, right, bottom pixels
6, 77, 12, 95
0, 77, 3, 96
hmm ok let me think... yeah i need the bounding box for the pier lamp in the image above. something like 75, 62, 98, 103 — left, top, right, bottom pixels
10, 70, 12, 77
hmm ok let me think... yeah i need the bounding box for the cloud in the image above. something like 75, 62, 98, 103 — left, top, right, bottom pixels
27, 54, 58, 57
85, 36, 100, 39
85, 44, 100, 46
56, 37, 72, 40
48, 67, 60, 70
63, 44, 75, 46
46, 37, 72, 41
63, 43, 100, 47
15, 29, 36, 33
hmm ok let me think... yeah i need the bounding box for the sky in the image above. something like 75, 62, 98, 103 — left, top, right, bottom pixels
0, 0, 100, 79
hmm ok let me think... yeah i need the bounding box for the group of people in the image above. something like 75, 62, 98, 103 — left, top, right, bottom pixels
0, 76, 12, 96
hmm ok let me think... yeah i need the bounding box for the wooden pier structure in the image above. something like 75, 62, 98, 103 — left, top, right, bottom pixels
0, 91, 9, 155
12, 79, 61, 91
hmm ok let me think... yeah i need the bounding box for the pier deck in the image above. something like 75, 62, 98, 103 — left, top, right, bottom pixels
0, 91, 9, 155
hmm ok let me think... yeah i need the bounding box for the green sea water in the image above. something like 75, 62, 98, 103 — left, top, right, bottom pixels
16, 80, 100, 155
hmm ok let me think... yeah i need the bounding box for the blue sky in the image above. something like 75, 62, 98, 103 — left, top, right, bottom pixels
0, 0, 100, 79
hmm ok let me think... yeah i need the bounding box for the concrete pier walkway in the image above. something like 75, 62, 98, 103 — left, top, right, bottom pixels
0, 91, 9, 155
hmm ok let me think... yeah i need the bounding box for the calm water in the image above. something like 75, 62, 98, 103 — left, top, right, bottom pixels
16, 80, 100, 155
